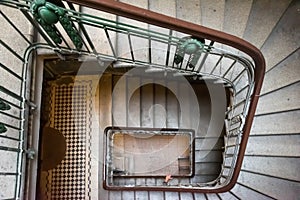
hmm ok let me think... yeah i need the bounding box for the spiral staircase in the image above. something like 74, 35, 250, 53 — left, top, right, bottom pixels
0, 0, 299, 199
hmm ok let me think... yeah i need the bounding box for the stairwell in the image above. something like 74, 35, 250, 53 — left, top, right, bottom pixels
0, 0, 299, 199
88, 0, 300, 198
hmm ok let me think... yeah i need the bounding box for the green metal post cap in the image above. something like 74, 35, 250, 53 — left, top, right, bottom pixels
0, 123, 7, 134
184, 43, 198, 54
0, 100, 11, 111
30, 0, 83, 49
38, 6, 59, 24
181, 39, 204, 54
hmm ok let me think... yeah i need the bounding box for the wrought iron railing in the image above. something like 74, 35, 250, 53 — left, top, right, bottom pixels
0, 0, 265, 197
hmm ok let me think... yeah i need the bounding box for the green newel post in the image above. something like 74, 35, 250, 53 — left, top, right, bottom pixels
182, 38, 203, 54
31, 0, 83, 49
174, 37, 204, 68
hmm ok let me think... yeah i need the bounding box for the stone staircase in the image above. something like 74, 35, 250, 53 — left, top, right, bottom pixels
0, 0, 299, 199
101, 0, 300, 199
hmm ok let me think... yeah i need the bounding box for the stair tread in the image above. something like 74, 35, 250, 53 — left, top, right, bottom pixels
165, 192, 180, 200
231, 183, 272, 200
223, 0, 252, 38
246, 134, 300, 157
252, 110, 300, 135
149, 191, 164, 199
261, 48, 300, 95
176, 0, 201, 24
218, 191, 241, 200
122, 191, 135, 199
261, 0, 300, 71
206, 193, 221, 200
242, 156, 300, 182
194, 193, 207, 200
179, 192, 194, 200
243, 0, 292, 48
109, 191, 122, 200
200, 0, 225, 30
238, 171, 300, 200
136, 191, 149, 199
256, 82, 300, 115
81, 6, 117, 56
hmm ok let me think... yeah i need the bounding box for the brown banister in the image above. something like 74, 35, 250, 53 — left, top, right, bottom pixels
67, 0, 265, 193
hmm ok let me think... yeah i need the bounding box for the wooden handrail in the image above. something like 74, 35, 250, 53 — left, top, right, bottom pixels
67, 0, 265, 193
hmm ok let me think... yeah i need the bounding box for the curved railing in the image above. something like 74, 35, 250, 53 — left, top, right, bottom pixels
0, 0, 265, 196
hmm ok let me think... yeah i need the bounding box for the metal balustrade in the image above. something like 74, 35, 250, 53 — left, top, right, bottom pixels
0, 0, 265, 197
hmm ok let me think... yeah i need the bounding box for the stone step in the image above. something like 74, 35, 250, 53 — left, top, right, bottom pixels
108, 191, 122, 200
238, 171, 300, 200
179, 192, 195, 200
242, 156, 300, 182
245, 134, 300, 157
136, 179, 148, 198
149, 0, 176, 18
243, 0, 292, 48
205, 193, 222, 200
117, 0, 148, 62
136, 191, 150, 200
223, 0, 252, 38
251, 110, 300, 135
230, 183, 272, 200
218, 191, 241, 200
261, 48, 300, 95
149, 191, 164, 200
165, 192, 180, 200
0, 6, 32, 71
260, 0, 300, 71
149, 0, 177, 67
122, 191, 135, 200
199, 0, 225, 30
194, 193, 207, 200
176, 0, 201, 24
255, 82, 300, 115
81, 6, 117, 56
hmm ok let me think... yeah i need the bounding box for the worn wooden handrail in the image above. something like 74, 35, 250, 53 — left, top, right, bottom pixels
67, 0, 265, 193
